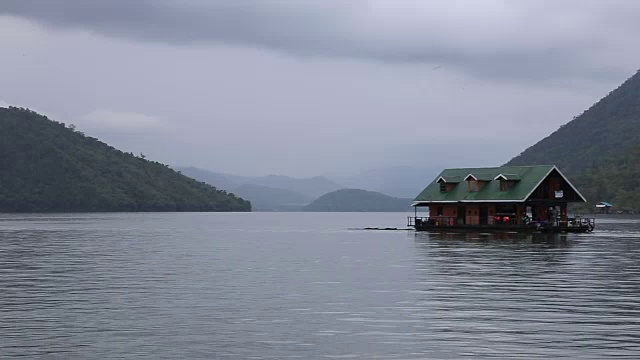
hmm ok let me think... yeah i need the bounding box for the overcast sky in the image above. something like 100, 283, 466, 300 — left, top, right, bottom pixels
1, 1, 638, 177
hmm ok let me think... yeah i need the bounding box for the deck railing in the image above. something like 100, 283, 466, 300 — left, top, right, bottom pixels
407, 216, 518, 227
408, 216, 457, 227
408, 216, 595, 231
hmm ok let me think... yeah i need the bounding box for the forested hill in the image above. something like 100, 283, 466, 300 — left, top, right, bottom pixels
571, 145, 640, 211
507, 70, 640, 176
303, 189, 412, 212
0, 107, 251, 212
506, 70, 640, 211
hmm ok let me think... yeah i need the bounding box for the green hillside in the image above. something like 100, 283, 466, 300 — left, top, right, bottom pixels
0, 107, 251, 212
572, 145, 640, 211
303, 189, 411, 212
507, 70, 640, 176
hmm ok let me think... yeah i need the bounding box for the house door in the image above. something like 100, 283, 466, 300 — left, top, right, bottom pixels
457, 206, 466, 225
479, 205, 488, 225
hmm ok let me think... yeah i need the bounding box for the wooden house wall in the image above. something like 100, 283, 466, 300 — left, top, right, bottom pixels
432, 203, 526, 225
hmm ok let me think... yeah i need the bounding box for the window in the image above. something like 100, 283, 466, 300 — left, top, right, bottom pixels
500, 180, 514, 192
439, 182, 447, 192
468, 180, 479, 192
437, 206, 443, 216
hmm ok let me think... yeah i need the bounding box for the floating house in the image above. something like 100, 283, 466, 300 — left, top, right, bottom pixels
595, 201, 613, 213
408, 165, 595, 232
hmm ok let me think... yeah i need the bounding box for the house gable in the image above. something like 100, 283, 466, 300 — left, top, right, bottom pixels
524, 167, 587, 202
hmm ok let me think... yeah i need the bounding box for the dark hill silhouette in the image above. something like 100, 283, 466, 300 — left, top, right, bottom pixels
0, 107, 250, 212
303, 189, 411, 212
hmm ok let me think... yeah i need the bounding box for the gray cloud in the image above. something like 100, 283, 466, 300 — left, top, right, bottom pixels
2, 1, 639, 83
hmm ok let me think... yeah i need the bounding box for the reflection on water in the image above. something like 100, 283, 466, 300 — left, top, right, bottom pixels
1, 213, 640, 359
416, 230, 573, 246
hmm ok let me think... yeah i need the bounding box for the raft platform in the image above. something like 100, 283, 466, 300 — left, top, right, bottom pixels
408, 216, 595, 233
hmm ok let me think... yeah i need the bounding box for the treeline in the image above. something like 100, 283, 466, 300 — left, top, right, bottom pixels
572, 145, 640, 212
0, 107, 250, 212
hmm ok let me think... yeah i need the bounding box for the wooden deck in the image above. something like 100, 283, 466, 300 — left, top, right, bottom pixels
408, 216, 595, 233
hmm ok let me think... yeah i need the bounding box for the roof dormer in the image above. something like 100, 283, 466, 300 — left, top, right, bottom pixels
495, 173, 521, 191
464, 173, 491, 192
436, 176, 459, 193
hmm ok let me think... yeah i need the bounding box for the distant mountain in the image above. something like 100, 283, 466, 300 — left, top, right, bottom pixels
246, 175, 342, 199
230, 184, 312, 211
336, 166, 441, 198
0, 107, 251, 212
174, 166, 343, 199
175, 166, 342, 211
506, 70, 640, 211
175, 165, 440, 210
303, 189, 412, 212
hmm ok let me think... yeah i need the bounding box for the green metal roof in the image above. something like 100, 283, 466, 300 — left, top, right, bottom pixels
413, 165, 584, 204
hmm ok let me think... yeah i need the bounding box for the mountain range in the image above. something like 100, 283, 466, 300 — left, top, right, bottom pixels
229, 184, 313, 212
175, 166, 342, 211
175, 166, 430, 211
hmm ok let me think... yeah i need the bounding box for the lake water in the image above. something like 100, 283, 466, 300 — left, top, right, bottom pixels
1, 212, 639, 359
